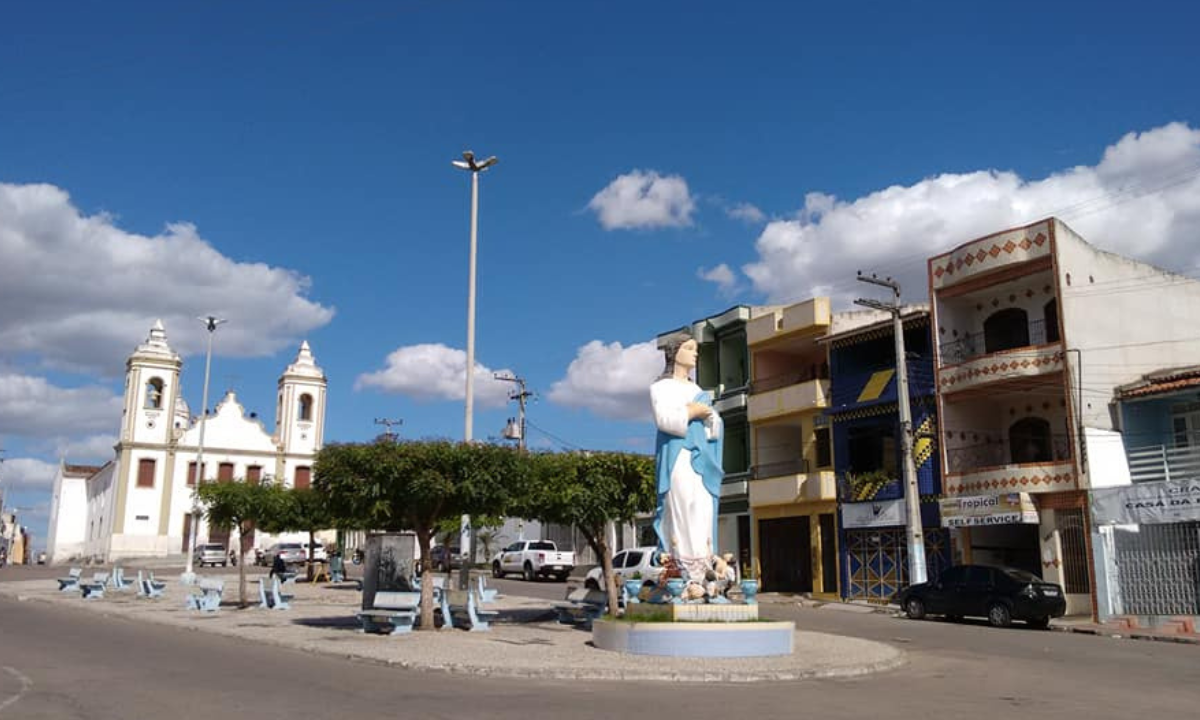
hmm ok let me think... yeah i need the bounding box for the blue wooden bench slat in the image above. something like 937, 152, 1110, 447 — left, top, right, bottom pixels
357, 590, 420, 635
186, 579, 224, 612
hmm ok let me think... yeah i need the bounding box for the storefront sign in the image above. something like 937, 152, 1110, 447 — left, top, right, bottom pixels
842, 499, 905, 528
1091, 479, 1200, 525
939, 493, 1039, 527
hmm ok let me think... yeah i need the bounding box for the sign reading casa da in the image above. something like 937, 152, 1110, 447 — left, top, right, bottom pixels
940, 493, 1039, 527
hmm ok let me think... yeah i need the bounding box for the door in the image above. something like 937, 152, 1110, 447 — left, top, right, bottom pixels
758, 516, 812, 593
925, 565, 965, 614
959, 566, 996, 617
610, 551, 629, 580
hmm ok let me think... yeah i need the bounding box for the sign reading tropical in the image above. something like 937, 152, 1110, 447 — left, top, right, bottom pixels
1091, 479, 1200, 525
939, 493, 1038, 527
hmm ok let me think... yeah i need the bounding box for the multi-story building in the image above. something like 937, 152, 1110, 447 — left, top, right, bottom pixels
928, 217, 1200, 617
823, 306, 951, 602
745, 298, 839, 597
52, 320, 329, 562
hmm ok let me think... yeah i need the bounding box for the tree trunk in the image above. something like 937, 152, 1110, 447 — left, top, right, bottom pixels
581, 526, 618, 617
416, 527, 435, 631
237, 520, 248, 608
307, 529, 316, 581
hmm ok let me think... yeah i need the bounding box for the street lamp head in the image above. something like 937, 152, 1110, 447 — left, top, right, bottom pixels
196, 316, 227, 333
477, 156, 498, 171
462, 150, 475, 164
451, 160, 472, 170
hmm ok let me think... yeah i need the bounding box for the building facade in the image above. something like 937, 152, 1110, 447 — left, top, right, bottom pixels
823, 307, 951, 602
745, 298, 839, 597
65, 320, 328, 562
928, 217, 1200, 616
46, 462, 103, 563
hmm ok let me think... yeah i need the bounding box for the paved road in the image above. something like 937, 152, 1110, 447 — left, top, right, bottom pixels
3, 589, 1199, 719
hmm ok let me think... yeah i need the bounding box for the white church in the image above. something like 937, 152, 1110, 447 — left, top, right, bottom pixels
46, 320, 327, 563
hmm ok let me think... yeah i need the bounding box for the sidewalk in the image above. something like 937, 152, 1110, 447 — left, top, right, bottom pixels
0, 574, 906, 683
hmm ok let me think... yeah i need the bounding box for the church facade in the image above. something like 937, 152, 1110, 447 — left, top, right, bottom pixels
51, 320, 328, 562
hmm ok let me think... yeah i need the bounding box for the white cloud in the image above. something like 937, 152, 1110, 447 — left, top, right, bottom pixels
742, 122, 1200, 305
0, 182, 335, 375
548, 340, 663, 421
0, 374, 123, 437
53, 434, 118, 462
697, 263, 739, 297
354, 343, 513, 408
726, 202, 766, 224
1, 458, 58, 491
588, 170, 695, 230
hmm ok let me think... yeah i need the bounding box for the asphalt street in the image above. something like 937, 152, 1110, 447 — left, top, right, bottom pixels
2, 573, 1199, 719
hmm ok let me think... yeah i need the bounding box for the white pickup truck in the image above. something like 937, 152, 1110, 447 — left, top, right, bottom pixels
492, 540, 575, 582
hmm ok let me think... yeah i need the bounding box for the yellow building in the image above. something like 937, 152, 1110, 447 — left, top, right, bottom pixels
747, 297, 839, 598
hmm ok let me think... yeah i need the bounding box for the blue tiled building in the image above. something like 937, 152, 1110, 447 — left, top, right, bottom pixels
823, 308, 951, 602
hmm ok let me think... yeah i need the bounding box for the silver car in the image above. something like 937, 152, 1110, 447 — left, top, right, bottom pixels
194, 543, 227, 567
263, 542, 306, 568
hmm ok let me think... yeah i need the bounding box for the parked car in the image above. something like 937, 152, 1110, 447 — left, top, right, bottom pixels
895, 564, 1066, 628
262, 542, 306, 568
584, 547, 664, 590
302, 541, 328, 561
194, 543, 227, 568
492, 540, 575, 581
429, 545, 464, 572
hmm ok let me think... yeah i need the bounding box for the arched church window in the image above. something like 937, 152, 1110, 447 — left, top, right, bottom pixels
299, 393, 313, 422
145, 378, 164, 409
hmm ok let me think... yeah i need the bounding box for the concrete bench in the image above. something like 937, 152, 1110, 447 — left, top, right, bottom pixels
552, 588, 607, 628
110, 566, 135, 591
439, 589, 497, 632
258, 577, 295, 610
186, 579, 224, 612
57, 567, 83, 592
476, 575, 499, 603
357, 591, 420, 635
137, 571, 166, 599
79, 571, 110, 600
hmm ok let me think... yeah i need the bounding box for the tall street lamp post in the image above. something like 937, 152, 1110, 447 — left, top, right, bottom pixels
452, 149, 497, 590
181, 315, 226, 585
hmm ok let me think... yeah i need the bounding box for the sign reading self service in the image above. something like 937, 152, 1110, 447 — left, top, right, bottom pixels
939, 493, 1039, 527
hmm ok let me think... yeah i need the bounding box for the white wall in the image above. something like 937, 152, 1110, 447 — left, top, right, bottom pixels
47, 470, 89, 563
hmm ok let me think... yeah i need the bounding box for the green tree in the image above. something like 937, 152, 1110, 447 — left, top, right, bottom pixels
196, 481, 282, 608
520, 451, 655, 615
260, 487, 334, 578
313, 439, 531, 630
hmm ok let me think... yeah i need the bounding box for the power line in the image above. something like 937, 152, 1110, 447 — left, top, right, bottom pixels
524, 420, 582, 452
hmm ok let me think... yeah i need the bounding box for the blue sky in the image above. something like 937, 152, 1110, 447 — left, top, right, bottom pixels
3, 1, 1200, 551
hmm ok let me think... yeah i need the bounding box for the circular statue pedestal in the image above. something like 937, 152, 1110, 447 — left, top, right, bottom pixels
592, 618, 795, 658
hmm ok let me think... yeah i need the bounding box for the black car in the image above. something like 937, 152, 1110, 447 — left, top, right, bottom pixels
895, 564, 1066, 628
429, 545, 464, 573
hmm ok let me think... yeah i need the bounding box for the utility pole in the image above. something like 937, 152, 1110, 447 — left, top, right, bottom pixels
855, 272, 926, 586
373, 417, 403, 442
495, 373, 533, 452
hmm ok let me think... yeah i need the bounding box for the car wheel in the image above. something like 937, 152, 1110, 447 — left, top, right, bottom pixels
904, 597, 926, 620
523, 562, 535, 582
987, 602, 1013, 628
584, 578, 600, 591
222, 562, 228, 567
1027, 616, 1051, 630
492, 561, 504, 579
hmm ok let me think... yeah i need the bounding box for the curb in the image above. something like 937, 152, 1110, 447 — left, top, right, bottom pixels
1050, 623, 1200, 645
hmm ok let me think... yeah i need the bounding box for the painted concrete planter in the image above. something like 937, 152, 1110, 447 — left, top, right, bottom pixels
593, 619, 795, 657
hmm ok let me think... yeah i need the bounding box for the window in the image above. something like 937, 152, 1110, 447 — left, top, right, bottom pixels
611, 551, 628, 569
846, 424, 896, 475
529, 541, 555, 551
983, 308, 1030, 353
294, 466, 311, 490
938, 566, 967, 584
815, 427, 833, 469
1043, 299, 1060, 343
217, 462, 234, 482
246, 465, 262, 485
625, 551, 644, 568
145, 378, 164, 409
137, 458, 156, 488
1009, 417, 1052, 463
966, 566, 995, 587
187, 461, 206, 487
299, 394, 313, 422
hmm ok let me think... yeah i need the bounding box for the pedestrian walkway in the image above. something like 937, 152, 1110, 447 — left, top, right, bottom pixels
0, 574, 905, 682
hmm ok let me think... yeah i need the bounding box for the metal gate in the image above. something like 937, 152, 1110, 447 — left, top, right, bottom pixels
844, 528, 950, 602
1113, 522, 1200, 616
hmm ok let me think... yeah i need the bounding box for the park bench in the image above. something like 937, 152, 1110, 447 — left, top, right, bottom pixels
258, 577, 295, 610
476, 575, 499, 603
110, 566, 135, 591
552, 588, 608, 628
137, 571, 166, 599
439, 589, 497, 632
186, 579, 224, 612
57, 567, 83, 592
271, 570, 298, 585
357, 591, 420, 635
79, 571, 110, 600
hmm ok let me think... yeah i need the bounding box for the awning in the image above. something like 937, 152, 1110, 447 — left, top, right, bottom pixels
940, 493, 1038, 527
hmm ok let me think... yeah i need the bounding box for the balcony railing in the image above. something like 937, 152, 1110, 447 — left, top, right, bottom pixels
939, 318, 1054, 365
1127, 444, 1200, 484
752, 458, 809, 480
945, 433, 1073, 474
751, 365, 828, 394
